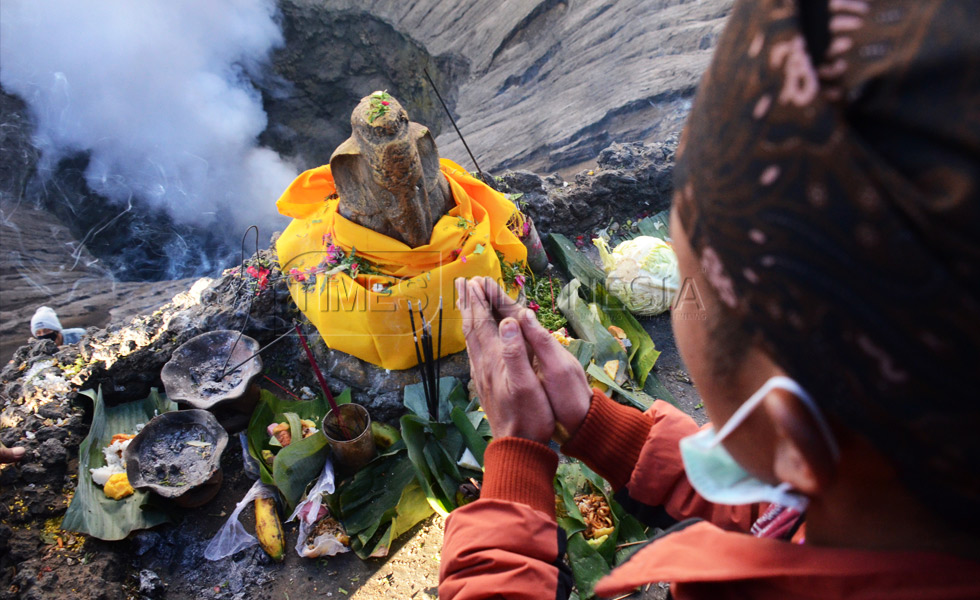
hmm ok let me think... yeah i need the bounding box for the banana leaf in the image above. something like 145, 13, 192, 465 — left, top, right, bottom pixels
558, 279, 628, 382
246, 388, 348, 511
636, 209, 671, 241
566, 338, 596, 368
548, 233, 661, 385
593, 286, 661, 387
585, 363, 651, 411
545, 233, 605, 292
554, 461, 649, 599
331, 444, 434, 559
400, 377, 491, 516
403, 376, 466, 422
62, 387, 177, 541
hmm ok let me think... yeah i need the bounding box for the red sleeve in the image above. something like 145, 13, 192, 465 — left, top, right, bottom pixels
562, 390, 763, 532
439, 438, 570, 600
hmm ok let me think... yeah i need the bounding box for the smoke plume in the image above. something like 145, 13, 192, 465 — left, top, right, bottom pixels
0, 0, 296, 279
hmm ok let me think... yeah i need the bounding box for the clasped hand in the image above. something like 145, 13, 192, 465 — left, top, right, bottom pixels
455, 276, 592, 444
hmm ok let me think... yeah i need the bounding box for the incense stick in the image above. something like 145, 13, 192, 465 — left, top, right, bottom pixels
294, 324, 352, 440
418, 300, 438, 420
436, 296, 443, 403
220, 329, 293, 378
408, 302, 433, 417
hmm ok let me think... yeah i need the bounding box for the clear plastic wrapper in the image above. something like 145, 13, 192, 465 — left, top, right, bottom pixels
204, 479, 277, 561
286, 458, 350, 558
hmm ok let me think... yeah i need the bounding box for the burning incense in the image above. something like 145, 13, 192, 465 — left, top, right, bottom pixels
294, 324, 352, 440
220, 329, 292, 378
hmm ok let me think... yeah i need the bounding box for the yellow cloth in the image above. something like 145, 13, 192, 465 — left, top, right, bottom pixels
276, 159, 527, 370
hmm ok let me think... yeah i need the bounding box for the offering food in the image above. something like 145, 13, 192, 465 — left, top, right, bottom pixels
266, 415, 318, 448
103, 472, 135, 500
303, 515, 349, 554
575, 492, 615, 542
89, 432, 138, 499
255, 495, 285, 562
551, 328, 573, 347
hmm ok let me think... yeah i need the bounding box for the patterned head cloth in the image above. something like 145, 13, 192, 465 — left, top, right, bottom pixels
674, 0, 980, 527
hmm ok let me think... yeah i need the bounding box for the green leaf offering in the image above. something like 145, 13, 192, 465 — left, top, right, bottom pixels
554, 461, 649, 599
585, 363, 651, 411
547, 232, 661, 386
558, 279, 628, 381
62, 387, 177, 541
246, 388, 349, 510
331, 444, 434, 559
400, 377, 491, 516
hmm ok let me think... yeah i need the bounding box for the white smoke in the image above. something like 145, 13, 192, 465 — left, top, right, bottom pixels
0, 0, 295, 263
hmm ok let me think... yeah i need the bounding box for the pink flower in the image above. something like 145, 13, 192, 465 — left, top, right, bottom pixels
522, 221, 531, 237
381, 101, 390, 106
528, 300, 540, 312
514, 274, 526, 288
289, 268, 307, 283
246, 265, 270, 289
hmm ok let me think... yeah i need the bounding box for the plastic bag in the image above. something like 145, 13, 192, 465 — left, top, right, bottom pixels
287, 458, 350, 558
204, 479, 277, 561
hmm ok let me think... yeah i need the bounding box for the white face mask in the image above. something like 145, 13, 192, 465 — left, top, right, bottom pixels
679, 376, 840, 512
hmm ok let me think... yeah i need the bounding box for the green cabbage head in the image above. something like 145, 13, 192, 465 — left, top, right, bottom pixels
594, 236, 679, 315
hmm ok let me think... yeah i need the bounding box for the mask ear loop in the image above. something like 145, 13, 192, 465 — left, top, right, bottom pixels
708, 376, 840, 461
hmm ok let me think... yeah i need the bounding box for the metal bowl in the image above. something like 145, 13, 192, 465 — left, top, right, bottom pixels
161, 330, 262, 431
124, 409, 229, 508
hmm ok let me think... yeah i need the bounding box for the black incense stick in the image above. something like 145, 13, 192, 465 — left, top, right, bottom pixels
408, 302, 432, 415
419, 300, 438, 420
436, 296, 443, 403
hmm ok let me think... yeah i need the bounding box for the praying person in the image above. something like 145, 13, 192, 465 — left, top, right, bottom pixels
30, 306, 85, 346
439, 1, 980, 598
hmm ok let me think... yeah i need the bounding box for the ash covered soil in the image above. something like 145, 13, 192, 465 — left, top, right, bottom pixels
0, 139, 702, 599
0, 139, 704, 599
0, 318, 699, 600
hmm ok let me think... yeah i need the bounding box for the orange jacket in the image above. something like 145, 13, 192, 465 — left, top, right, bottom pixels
439, 390, 980, 599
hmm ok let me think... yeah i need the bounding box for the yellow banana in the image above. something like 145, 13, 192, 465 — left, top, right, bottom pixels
255, 496, 285, 562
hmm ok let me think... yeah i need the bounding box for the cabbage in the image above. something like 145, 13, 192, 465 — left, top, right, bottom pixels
594, 236, 679, 316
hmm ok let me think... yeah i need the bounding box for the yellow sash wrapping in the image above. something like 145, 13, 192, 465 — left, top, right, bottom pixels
276, 159, 527, 370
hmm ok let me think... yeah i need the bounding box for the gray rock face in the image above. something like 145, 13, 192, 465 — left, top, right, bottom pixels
259, 3, 466, 170
498, 138, 678, 236
286, 0, 732, 173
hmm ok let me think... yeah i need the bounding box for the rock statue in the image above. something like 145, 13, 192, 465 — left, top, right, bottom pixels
330, 92, 455, 248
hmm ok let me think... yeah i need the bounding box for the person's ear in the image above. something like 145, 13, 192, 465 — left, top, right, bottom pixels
763, 388, 837, 495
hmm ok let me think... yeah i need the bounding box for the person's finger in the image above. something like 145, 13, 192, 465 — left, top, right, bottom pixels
482, 277, 524, 320
466, 278, 500, 349
498, 317, 542, 395
519, 308, 569, 361
519, 308, 590, 391
0, 444, 25, 464
455, 278, 470, 333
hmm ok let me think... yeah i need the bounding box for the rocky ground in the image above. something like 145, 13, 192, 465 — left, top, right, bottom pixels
0, 1, 731, 596
0, 140, 706, 600
0, 226, 703, 600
